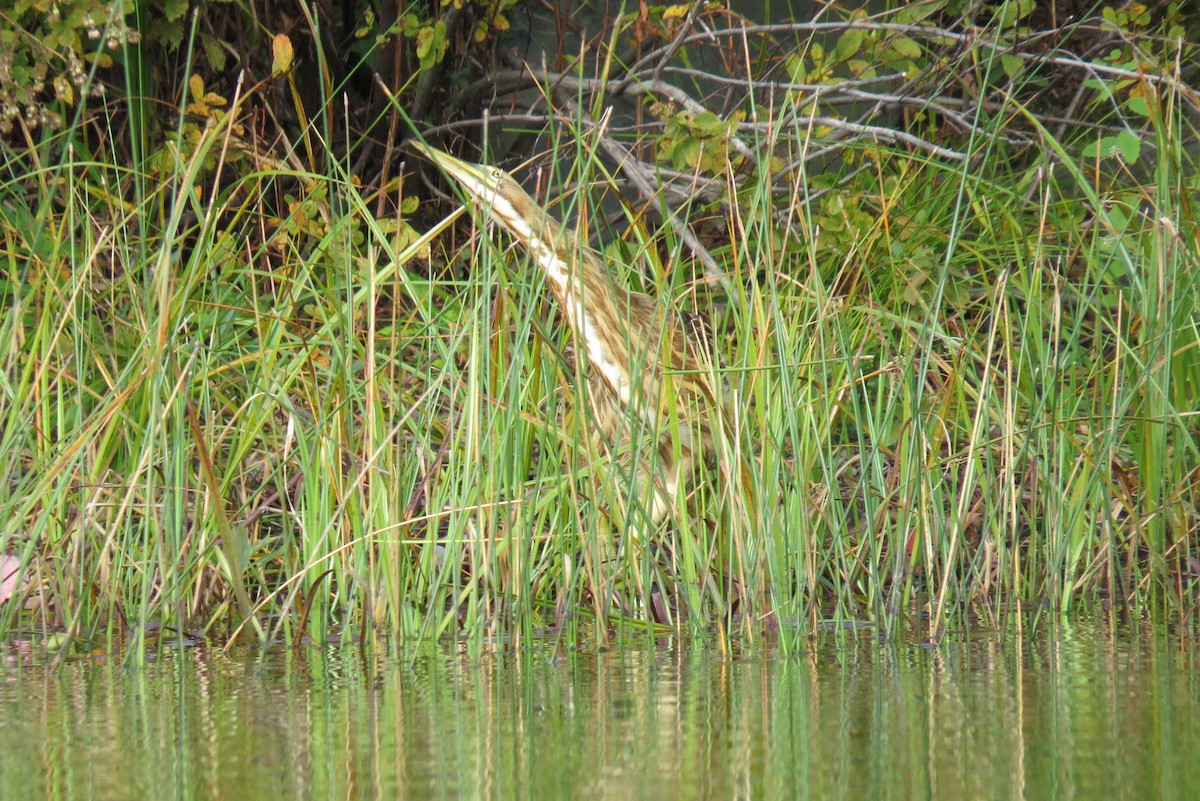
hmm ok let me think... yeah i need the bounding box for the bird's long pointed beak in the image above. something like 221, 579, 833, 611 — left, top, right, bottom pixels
410, 140, 542, 244
410, 141, 495, 199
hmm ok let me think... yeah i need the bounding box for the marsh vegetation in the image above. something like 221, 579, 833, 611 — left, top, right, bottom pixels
1, 1, 1197, 654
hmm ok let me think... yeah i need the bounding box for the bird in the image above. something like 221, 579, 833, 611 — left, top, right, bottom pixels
411, 140, 721, 531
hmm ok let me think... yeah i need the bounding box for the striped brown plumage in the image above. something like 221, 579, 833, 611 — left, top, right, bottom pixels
413, 142, 719, 526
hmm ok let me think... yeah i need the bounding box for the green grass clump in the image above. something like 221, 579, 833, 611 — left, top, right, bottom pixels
1, 14, 1199, 657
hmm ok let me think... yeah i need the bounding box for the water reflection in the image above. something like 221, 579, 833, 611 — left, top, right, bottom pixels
1, 624, 1198, 800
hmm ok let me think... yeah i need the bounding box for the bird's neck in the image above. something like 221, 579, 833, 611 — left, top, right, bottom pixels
512, 210, 623, 310
516, 211, 635, 402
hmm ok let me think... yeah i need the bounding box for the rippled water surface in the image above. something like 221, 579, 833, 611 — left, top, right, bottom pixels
2, 624, 1197, 800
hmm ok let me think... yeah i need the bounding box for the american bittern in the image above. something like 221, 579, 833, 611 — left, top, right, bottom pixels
412, 141, 719, 527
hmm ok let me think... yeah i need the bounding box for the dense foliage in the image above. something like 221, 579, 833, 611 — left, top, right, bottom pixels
1, 0, 1198, 655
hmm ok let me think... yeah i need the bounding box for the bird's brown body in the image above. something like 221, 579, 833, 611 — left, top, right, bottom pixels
412, 142, 718, 525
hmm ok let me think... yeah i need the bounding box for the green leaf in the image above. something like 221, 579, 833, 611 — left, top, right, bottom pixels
784, 53, 806, 84
670, 138, 700, 170
995, 0, 1033, 28
1000, 54, 1023, 78
690, 111, 723, 136
202, 36, 227, 71
149, 17, 184, 50
1081, 137, 1109, 159
831, 28, 864, 64
415, 21, 447, 71
894, 3, 939, 24
1115, 129, 1140, 164
1126, 95, 1149, 117
1082, 132, 1140, 164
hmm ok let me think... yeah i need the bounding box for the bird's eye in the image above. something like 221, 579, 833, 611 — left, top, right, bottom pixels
491, 169, 502, 180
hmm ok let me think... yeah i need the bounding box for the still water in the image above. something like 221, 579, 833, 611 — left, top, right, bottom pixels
1, 623, 1197, 800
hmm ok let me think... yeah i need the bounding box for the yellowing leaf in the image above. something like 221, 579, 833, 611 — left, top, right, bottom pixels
54, 76, 74, 105
272, 33, 294, 74
890, 36, 922, 59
